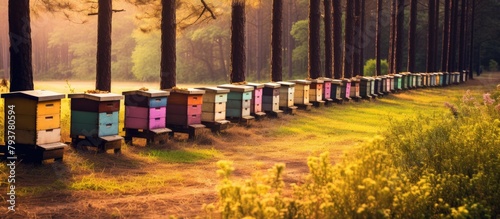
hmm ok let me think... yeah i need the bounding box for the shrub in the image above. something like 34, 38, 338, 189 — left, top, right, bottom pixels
364, 59, 389, 76
204, 88, 500, 218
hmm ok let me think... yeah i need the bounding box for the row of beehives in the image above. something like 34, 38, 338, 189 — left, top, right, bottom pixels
0, 71, 468, 163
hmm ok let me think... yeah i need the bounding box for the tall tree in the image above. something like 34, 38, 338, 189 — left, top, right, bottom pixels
332, 0, 342, 79
230, 0, 246, 83
441, 0, 451, 72
271, 0, 283, 82
407, 0, 417, 72
468, 0, 475, 78
343, 0, 354, 78
309, 0, 321, 79
352, 0, 361, 76
426, 0, 437, 72
9, 0, 34, 91
375, 0, 382, 76
359, 0, 365, 76
323, 0, 333, 78
395, 0, 404, 74
388, 0, 396, 73
95, 0, 112, 91
458, 0, 467, 73
448, 0, 459, 72
161, 0, 176, 89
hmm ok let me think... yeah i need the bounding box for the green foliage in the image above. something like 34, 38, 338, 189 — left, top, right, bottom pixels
131, 30, 161, 81
205, 88, 500, 218
363, 59, 389, 76
488, 59, 498, 72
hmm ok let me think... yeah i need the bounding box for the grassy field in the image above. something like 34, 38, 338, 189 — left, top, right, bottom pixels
0, 73, 498, 218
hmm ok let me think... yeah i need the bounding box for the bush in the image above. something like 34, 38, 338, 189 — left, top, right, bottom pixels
489, 59, 498, 72
204, 88, 500, 218
364, 59, 389, 76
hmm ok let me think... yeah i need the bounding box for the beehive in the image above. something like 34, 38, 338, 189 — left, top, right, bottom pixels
360, 77, 372, 98
276, 81, 295, 108
331, 79, 343, 101
122, 90, 169, 130
197, 87, 229, 122
393, 74, 402, 90
166, 88, 205, 126
374, 77, 383, 95
307, 79, 324, 103
341, 79, 352, 100
350, 78, 361, 99
262, 83, 281, 112
289, 80, 311, 105
246, 83, 266, 116
217, 84, 254, 119
319, 77, 333, 102
1, 90, 66, 162
386, 75, 394, 92
380, 76, 388, 93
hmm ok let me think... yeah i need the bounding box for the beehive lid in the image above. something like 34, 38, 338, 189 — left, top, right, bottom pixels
217, 84, 254, 92
68, 93, 123, 101
437, 72, 443, 75
168, 88, 206, 95
331, 79, 343, 85
386, 75, 394, 78
289, 80, 311, 85
318, 77, 332, 82
1, 90, 65, 101
394, 74, 402, 78
276, 81, 295, 87
246, 82, 265, 89
374, 77, 382, 81
342, 78, 351, 82
360, 77, 371, 81
350, 77, 360, 82
122, 89, 170, 97
263, 82, 281, 89
196, 87, 230, 94
307, 78, 324, 84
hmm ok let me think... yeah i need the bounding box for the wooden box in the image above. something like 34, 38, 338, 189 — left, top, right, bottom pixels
331, 79, 342, 100
374, 77, 382, 95
123, 90, 169, 108
393, 74, 402, 90
262, 83, 281, 112
246, 83, 264, 114
360, 77, 372, 98
341, 79, 351, 99
197, 87, 229, 122
165, 88, 205, 126
307, 79, 324, 102
319, 78, 333, 101
350, 78, 360, 98
69, 93, 122, 113
217, 84, 254, 118
289, 80, 311, 105
277, 82, 295, 107
166, 89, 204, 105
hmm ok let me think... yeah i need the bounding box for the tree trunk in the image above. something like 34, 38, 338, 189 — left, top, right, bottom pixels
231, 0, 246, 83
160, 0, 176, 89
271, 0, 283, 82
388, 0, 396, 74
256, 2, 262, 81
426, 0, 436, 72
352, 0, 360, 77
323, 0, 333, 78
217, 38, 228, 79
375, 0, 382, 76
309, 0, 322, 79
441, 0, 450, 72
407, 0, 417, 72
95, 0, 112, 91
343, 0, 354, 78
360, 0, 365, 76
458, 0, 466, 73
8, 0, 34, 91
332, 0, 342, 79
468, 0, 474, 79
448, 0, 459, 72
395, 0, 404, 74
287, 0, 294, 79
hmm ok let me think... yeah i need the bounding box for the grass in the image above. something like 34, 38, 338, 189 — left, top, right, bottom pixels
0, 72, 498, 218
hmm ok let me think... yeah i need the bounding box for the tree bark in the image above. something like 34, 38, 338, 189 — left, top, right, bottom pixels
230, 0, 246, 83
343, 0, 354, 78
323, 0, 333, 78
308, 0, 322, 79
388, 0, 396, 74
375, 0, 382, 76
271, 0, 283, 82
407, 0, 417, 72
468, 0, 474, 79
426, 0, 436, 72
8, 0, 34, 91
441, 0, 450, 72
458, 0, 466, 73
360, 0, 365, 76
332, 0, 342, 79
256, 2, 263, 81
160, 0, 176, 89
395, 0, 404, 74
95, 0, 112, 91
353, 0, 360, 77
447, 0, 458, 72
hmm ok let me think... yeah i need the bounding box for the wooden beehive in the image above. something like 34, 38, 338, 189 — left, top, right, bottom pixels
318, 77, 333, 102
393, 74, 402, 90
289, 80, 311, 105
262, 83, 281, 112
166, 88, 205, 126
350, 78, 361, 99
1, 90, 66, 161
246, 83, 266, 116
122, 90, 169, 130
341, 79, 352, 100
386, 75, 394, 92
69, 93, 123, 138
307, 79, 324, 103
360, 77, 372, 98
380, 76, 388, 93
330, 79, 343, 101
197, 87, 229, 122
276, 81, 295, 108
217, 84, 254, 119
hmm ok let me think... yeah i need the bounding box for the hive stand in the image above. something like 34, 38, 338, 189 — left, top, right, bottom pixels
122, 89, 171, 146
289, 80, 313, 111
262, 83, 284, 117
197, 87, 231, 133
246, 83, 267, 119
341, 78, 352, 102
68, 93, 123, 154
350, 78, 362, 101
276, 82, 298, 115
307, 79, 326, 108
217, 84, 255, 125
165, 88, 207, 139
330, 79, 344, 103
360, 77, 373, 100
1, 90, 67, 164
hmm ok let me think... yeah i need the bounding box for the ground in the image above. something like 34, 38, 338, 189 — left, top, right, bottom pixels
0, 73, 498, 218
